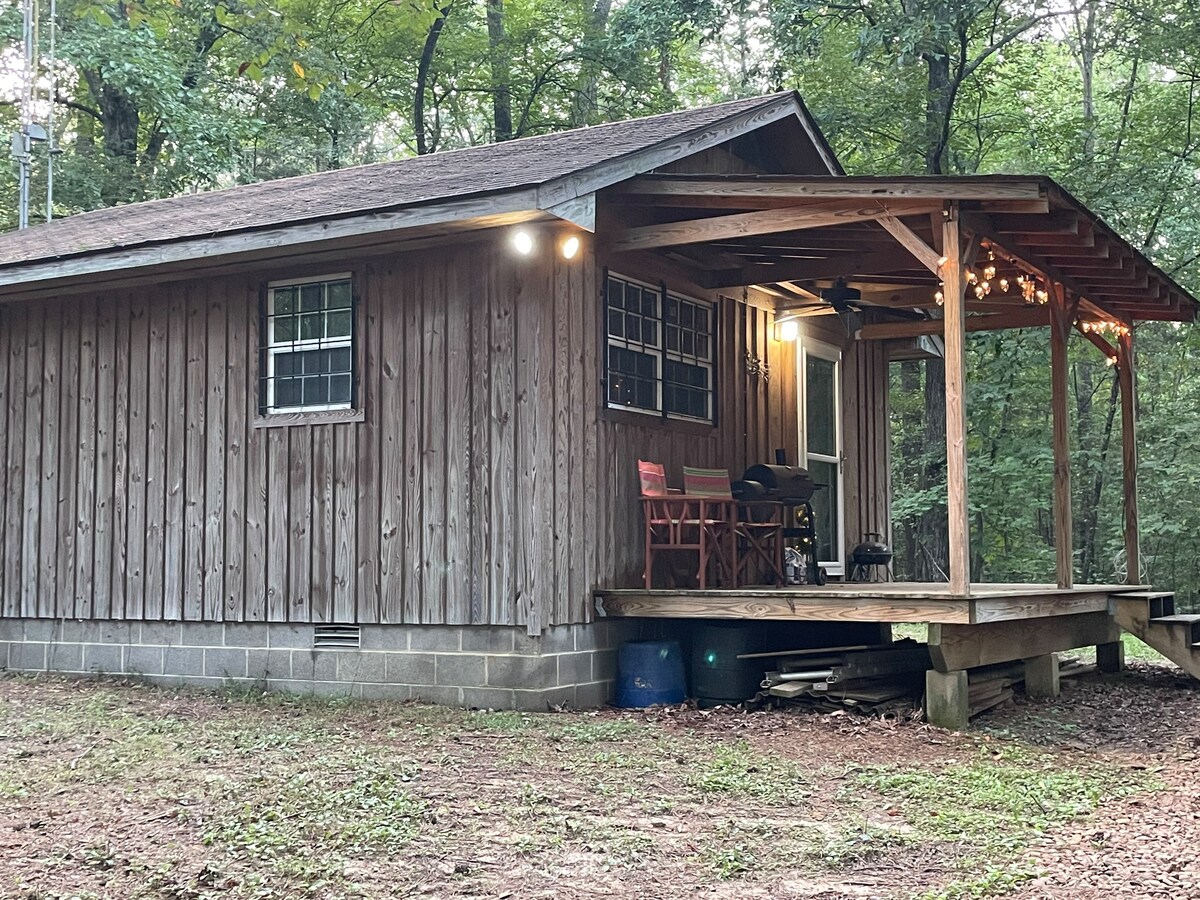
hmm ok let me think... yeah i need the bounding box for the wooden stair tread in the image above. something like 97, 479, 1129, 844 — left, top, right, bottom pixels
1115, 591, 1176, 600
1149, 614, 1200, 625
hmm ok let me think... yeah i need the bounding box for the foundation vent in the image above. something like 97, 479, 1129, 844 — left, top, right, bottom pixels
313, 624, 361, 649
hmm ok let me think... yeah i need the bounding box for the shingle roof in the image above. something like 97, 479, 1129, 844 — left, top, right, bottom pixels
0, 93, 809, 270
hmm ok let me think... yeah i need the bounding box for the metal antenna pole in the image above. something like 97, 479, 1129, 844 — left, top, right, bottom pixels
17, 0, 34, 228
46, 0, 55, 222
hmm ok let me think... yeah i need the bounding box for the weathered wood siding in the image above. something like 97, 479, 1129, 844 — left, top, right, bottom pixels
0, 241, 598, 629
0, 233, 890, 625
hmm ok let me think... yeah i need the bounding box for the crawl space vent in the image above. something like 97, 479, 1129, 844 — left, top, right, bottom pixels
313, 624, 361, 649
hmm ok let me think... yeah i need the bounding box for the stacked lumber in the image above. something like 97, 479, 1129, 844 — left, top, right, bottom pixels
966, 655, 1094, 718
745, 644, 1095, 720
747, 640, 930, 714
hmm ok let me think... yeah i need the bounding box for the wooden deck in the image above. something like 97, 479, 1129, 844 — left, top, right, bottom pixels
594, 582, 1144, 625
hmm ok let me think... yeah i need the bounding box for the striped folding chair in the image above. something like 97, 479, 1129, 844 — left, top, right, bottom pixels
684, 465, 784, 587
638, 460, 732, 589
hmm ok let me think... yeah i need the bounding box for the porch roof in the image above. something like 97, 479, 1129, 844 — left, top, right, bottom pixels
601, 174, 1198, 329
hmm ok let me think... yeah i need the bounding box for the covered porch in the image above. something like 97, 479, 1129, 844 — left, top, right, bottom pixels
592, 173, 1198, 725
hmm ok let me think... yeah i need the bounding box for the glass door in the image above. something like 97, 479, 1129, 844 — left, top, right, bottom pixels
799, 341, 844, 575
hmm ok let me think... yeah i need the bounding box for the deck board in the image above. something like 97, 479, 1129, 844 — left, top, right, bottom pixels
595, 583, 1139, 625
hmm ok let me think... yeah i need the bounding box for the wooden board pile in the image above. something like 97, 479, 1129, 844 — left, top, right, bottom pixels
746, 639, 931, 715
968, 655, 1096, 718
747, 643, 1097, 719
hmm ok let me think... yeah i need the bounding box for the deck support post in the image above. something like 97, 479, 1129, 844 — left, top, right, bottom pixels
942, 205, 971, 597
925, 668, 969, 731
1050, 283, 1074, 589
1024, 653, 1060, 699
1096, 640, 1125, 673
1118, 329, 1140, 584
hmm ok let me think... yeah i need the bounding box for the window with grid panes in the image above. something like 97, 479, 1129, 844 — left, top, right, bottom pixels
605, 273, 714, 423
261, 275, 355, 414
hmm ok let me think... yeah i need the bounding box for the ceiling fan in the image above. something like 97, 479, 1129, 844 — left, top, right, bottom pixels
782, 277, 927, 334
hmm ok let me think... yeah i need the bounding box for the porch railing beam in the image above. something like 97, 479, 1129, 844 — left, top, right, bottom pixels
942, 205, 971, 597
1118, 329, 1141, 584
1050, 282, 1075, 589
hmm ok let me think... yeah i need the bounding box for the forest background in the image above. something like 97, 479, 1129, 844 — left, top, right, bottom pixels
2, 0, 1199, 605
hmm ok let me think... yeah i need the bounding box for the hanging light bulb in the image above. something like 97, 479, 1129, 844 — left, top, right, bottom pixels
999, 277, 1010, 293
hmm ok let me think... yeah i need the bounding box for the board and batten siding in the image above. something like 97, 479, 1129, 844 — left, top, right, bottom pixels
0, 241, 598, 631
593, 287, 892, 589
0, 236, 891, 627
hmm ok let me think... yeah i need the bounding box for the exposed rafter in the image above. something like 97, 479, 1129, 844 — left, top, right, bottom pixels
605, 200, 943, 253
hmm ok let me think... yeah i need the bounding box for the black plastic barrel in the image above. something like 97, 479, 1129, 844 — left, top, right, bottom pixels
691, 622, 762, 706
615, 640, 687, 708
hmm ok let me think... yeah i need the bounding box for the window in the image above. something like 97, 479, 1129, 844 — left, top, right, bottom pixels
260, 275, 356, 415
605, 272, 714, 423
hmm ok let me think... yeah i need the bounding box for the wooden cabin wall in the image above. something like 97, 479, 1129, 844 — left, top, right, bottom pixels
0, 241, 598, 630
842, 339, 892, 554
595, 296, 801, 588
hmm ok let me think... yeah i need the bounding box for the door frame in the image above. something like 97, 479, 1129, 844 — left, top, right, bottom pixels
797, 337, 846, 576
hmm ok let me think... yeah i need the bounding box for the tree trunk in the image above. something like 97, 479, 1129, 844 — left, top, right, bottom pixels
415, 5, 451, 155
922, 50, 953, 175
486, 0, 513, 142
569, 0, 614, 127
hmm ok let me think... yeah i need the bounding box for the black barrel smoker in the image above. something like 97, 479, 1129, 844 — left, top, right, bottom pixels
733, 452, 825, 585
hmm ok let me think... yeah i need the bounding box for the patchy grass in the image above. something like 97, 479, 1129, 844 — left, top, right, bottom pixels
0, 673, 1186, 899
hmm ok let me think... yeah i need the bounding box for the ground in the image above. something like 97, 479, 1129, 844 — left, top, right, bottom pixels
1, 646, 1197, 900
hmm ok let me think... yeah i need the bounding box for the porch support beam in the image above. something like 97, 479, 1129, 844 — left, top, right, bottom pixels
876, 212, 943, 273
701, 247, 916, 288
942, 205, 971, 598
1050, 282, 1074, 589
856, 307, 1050, 340
605, 200, 942, 253
615, 175, 1048, 203
1118, 328, 1141, 584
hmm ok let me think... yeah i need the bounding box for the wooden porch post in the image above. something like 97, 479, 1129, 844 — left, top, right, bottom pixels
1118, 328, 1140, 584
1049, 284, 1074, 589
942, 207, 971, 597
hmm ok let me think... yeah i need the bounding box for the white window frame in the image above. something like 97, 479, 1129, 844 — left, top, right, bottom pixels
264, 273, 355, 415
798, 337, 846, 576
604, 272, 714, 424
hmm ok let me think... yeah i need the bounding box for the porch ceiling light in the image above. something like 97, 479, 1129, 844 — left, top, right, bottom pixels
775, 313, 800, 342
560, 234, 581, 260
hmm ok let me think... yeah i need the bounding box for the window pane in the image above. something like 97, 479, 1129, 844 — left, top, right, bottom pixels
277, 316, 299, 343
695, 335, 709, 359
641, 321, 657, 346
300, 312, 323, 341
808, 459, 839, 563
806, 356, 837, 456
625, 313, 642, 343
327, 310, 352, 338
300, 283, 322, 312
681, 331, 694, 356
642, 289, 658, 317
329, 347, 352, 373
275, 378, 301, 408
302, 375, 329, 406
608, 310, 623, 338
665, 326, 678, 352
329, 374, 352, 404
273, 286, 297, 316
327, 280, 352, 309
607, 278, 624, 310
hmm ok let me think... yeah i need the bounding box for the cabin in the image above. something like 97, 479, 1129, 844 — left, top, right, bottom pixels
0, 92, 1196, 727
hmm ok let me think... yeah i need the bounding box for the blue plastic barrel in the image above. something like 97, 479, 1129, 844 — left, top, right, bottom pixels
615, 640, 687, 708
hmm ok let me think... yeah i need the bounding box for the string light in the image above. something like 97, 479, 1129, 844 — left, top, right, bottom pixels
929, 241, 1053, 306
1078, 319, 1131, 338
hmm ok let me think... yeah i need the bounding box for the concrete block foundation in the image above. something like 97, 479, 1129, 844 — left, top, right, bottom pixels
0, 618, 641, 710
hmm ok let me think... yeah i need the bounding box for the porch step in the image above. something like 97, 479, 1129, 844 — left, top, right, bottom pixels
1150, 614, 1200, 645
1113, 592, 1200, 681
1114, 590, 1176, 618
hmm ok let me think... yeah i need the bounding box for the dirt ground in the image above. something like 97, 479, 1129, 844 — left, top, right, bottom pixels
0, 660, 1196, 900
